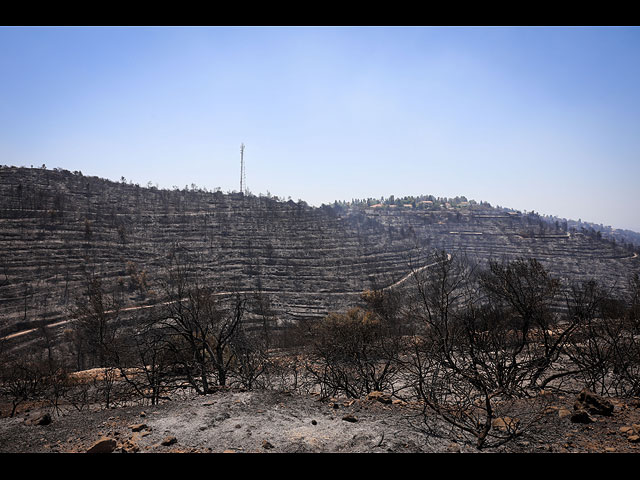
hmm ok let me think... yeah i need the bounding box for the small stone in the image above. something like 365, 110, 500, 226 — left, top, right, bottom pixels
558, 408, 572, 418
121, 439, 140, 453
129, 424, 147, 432
628, 435, 640, 443
262, 440, 274, 449
161, 436, 177, 446
311, 420, 317, 425
447, 442, 461, 453
605, 447, 616, 452
342, 415, 358, 423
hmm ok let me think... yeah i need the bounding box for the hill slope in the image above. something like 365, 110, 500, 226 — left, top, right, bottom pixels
1, 166, 639, 351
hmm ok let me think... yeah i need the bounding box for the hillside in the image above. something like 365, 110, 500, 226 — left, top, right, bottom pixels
1, 165, 639, 352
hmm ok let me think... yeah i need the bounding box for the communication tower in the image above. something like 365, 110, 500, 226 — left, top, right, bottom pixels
240, 143, 246, 194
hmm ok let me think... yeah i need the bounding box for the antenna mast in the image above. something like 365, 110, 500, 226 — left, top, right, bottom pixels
240, 143, 246, 194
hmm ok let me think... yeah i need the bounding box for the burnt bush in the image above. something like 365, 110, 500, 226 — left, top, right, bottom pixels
305, 307, 402, 399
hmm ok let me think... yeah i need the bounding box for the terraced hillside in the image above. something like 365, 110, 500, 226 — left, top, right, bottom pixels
0, 167, 427, 346
362, 205, 639, 292
1, 166, 639, 351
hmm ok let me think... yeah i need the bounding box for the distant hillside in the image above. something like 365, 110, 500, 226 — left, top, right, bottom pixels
343, 194, 640, 251
1, 165, 639, 352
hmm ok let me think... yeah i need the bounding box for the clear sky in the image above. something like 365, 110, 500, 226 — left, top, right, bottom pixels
1, 26, 639, 231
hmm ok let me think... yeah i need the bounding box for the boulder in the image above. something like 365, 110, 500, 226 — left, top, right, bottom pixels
161, 436, 177, 446
574, 389, 614, 416
87, 437, 117, 454
129, 423, 148, 432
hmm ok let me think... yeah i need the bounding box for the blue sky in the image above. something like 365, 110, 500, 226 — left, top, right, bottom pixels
1, 26, 639, 231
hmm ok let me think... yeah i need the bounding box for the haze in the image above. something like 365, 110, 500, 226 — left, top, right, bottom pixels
1, 26, 639, 231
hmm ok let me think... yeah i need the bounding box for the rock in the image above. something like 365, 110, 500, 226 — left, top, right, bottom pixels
570, 409, 594, 424
25, 413, 53, 426
129, 423, 148, 432
574, 388, 614, 416
342, 415, 358, 423
33, 413, 52, 426
605, 447, 616, 453
262, 440, 274, 449
367, 391, 393, 404
121, 438, 140, 453
620, 426, 633, 434
558, 408, 572, 419
628, 435, 640, 443
492, 417, 519, 431
87, 437, 117, 454
161, 436, 177, 446
311, 420, 317, 425
447, 442, 461, 453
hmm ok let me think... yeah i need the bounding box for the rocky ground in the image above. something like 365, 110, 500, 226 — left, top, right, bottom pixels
1, 387, 640, 455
